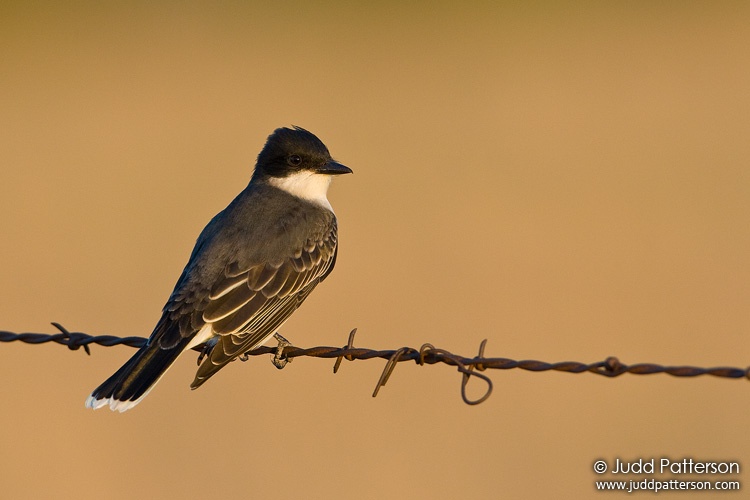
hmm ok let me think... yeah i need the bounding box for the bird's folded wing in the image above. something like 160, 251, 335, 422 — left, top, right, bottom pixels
191, 231, 338, 387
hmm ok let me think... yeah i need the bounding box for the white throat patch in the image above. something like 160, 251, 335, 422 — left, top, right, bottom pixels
268, 171, 335, 212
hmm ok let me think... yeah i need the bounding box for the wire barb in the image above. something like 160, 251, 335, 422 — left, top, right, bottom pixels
2, 323, 749, 406
372, 346, 409, 397
51, 322, 91, 355
459, 339, 493, 405
333, 328, 358, 374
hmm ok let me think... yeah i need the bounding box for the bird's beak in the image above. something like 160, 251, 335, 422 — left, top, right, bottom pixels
317, 160, 353, 175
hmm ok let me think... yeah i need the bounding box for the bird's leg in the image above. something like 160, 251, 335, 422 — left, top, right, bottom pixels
197, 338, 218, 366
272, 332, 292, 369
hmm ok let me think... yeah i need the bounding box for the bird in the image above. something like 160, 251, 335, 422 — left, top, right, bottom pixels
85, 126, 352, 412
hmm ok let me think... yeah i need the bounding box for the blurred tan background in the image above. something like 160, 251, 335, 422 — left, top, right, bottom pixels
1, 2, 749, 498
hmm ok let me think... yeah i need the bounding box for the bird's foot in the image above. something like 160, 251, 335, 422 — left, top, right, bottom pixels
271, 332, 292, 369
197, 338, 217, 365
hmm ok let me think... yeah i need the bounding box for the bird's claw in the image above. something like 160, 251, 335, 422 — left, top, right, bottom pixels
272, 332, 292, 369
197, 339, 217, 365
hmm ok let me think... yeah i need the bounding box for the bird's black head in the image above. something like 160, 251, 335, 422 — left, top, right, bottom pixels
253, 126, 352, 180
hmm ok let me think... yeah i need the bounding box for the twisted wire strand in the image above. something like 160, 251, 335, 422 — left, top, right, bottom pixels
2, 323, 748, 405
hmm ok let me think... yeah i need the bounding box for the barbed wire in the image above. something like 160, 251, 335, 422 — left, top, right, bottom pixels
2, 323, 749, 405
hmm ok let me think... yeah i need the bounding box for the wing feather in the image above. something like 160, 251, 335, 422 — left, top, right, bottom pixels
277, 267, 311, 298
261, 263, 295, 298
211, 292, 269, 334
209, 272, 248, 300
248, 264, 279, 291
203, 282, 257, 322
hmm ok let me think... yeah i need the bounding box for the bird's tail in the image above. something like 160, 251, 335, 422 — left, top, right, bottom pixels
85, 338, 189, 412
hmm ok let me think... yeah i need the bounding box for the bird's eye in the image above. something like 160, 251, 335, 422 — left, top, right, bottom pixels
287, 155, 302, 166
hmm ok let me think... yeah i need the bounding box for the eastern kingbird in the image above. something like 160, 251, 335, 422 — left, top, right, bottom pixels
86, 126, 352, 412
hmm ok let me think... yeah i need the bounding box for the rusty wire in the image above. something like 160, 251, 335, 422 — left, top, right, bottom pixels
2, 323, 749, 405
